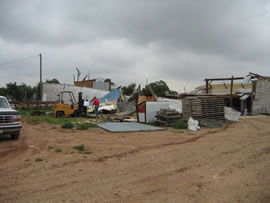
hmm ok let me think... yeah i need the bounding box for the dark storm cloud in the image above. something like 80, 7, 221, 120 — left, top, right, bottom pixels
0, 0, 269, 90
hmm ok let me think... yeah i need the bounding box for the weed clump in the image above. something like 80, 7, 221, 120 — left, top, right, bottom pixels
77, 122, 97, 130
55, 148, 62, 152
80, 151, 92, 154
35, 158, 43, 162
61, 122, 74, 129
171, 120, 188, 129
72, 144, 85, 151
148, 121, 159, 126
48, 145, 54, 150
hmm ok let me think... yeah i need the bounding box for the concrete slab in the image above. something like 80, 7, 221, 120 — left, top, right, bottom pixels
97, 122, 164, 132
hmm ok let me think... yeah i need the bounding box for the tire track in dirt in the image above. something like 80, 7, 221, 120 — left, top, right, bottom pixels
96, 136, 204, 162
96, 129, 224, 162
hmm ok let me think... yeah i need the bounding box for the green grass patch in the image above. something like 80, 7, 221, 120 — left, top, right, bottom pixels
77, 122, 97, 130
61, 121, 74, 129
171, 120, 188, 129
22, 113, 79, 125
80, 151, 92, 155
24, 159, 31, 162
72, 144, 85, 151
35, 158, 43, 162
148, 121, 159, 126
55, 148, 62, 152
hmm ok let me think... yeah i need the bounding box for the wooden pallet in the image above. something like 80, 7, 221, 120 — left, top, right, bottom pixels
182, 96, 225, 127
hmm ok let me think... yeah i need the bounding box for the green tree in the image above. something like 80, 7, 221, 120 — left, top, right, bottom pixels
148, 80, 170, 97
122, 83, 136, 96
5, 82, 36, 101
104, 78, 115, 85
45, 78, 60, 84
144, 80, 178, 97
0, 87, 7, 96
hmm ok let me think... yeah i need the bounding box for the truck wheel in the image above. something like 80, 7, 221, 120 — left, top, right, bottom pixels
56, 111, 64, 118
11, 132, 20, 140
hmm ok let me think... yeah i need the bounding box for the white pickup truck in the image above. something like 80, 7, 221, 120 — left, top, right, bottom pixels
0, 96, 22, 139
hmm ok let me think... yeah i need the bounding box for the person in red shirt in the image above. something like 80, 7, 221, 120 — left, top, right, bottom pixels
92, 97, 100, 117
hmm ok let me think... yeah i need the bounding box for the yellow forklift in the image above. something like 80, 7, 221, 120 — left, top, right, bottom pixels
54, 91, 82, 117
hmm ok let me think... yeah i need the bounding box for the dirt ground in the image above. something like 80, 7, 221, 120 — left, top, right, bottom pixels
0, 116, 270, 203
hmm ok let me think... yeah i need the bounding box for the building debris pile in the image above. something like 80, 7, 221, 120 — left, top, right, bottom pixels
182, 96, 225, 128
155, 109, 182, 126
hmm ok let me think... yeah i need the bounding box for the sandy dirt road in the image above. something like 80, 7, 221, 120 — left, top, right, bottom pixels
0, 116, 270, 202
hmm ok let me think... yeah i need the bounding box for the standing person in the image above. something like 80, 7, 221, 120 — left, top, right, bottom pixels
83, 99, 89, 117
92, 97, 100, 118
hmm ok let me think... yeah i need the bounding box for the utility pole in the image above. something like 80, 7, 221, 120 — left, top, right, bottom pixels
40, 53, 42, 101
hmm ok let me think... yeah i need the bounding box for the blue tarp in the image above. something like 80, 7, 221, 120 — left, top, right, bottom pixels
89, 88, 121, 105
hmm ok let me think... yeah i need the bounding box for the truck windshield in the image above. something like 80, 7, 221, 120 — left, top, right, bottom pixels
0, 98, 10, 109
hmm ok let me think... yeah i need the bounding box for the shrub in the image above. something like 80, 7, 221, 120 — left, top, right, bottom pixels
61, 122, 74, 129
171, 120, 188, 129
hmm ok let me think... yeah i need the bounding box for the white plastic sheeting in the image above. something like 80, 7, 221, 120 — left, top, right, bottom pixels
224, 107, 241, 122
158, 98, 182, 113
188, 117, 200, 131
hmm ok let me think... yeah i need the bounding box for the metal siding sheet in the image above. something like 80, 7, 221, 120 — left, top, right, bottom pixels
253, 80, 270, 115
97, 122, 163, 132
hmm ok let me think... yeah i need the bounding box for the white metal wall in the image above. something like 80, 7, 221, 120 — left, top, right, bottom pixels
43, 83, 108, 102
253, 80, 270, 115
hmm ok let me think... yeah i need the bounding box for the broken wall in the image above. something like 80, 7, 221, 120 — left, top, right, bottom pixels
43, 83, 108, 102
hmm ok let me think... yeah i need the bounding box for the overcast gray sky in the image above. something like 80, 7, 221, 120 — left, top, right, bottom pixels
0, 0, 269, 92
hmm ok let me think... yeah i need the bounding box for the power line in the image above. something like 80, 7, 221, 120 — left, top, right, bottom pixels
0, 55, 39, 67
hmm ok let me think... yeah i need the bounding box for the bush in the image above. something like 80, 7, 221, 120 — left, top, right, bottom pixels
77, 122, 97, 130
171, 120, 188, 129
61, 122, 74, 129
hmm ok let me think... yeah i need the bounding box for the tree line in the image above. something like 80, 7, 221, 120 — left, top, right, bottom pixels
0, 78, 178, 101
0, 79, 60, 101
121, 80, 178, 97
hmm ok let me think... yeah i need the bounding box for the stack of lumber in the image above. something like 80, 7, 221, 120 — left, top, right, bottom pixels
156, 108, 182, 126
182, 96, 225, 127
